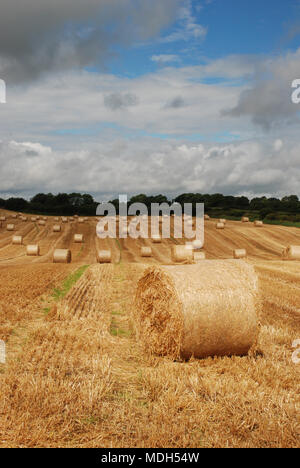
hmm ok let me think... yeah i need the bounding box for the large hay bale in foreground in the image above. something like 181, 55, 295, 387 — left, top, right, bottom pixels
7, 224, 15, 231
53, 249, 72, 264
282, 245, 300, 260
74, 234, 84, 243
141, 246, 152, 257
134, 261, 259, 360
97, 250, 112, 263
12, 235, 23, 245
172, 245, 193, 263
26, 245, 40, 256
234, 249, 247, 259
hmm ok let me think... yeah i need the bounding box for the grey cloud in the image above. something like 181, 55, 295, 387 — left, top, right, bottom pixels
0, 0, 182, 83
165, 96, 186, 108
104, 92, 139, 110
223, 49, 300, 130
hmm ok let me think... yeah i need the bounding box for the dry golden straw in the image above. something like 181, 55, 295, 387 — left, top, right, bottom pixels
12, 235, 23, 245
233, 249, 247, 259
97, 250, 112, 263
141, 246, 152, 257
193, 251, 206, 262
282, 245, 300, 260
26, 245, 40, 256
134, 261, 259, 360
53, 249, 72, 264
172, 245, 193, 263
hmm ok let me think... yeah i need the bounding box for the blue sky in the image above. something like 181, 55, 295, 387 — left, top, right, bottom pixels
108, 0, 300, 77
0, 0, 300, 199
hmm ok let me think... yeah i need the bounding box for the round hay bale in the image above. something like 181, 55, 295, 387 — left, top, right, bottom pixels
233, 249, 247, 259
192, 239, 204, 250
43, 217, 47, 221
12, 214, 17, 219
97, 250, 112, 263
0, 216, 6, 221
254, 220, 263, 227
219, 218, 226, 224
204, 214, 210, 220
36, 216, 40, 220
282, 245, 300, 260
134, 261, 259, 359
22, 217, 28, 222
216, 222, 225, 230
53, 249, 71, 264
120, 226, 128, 236
7, 224, 15, 231
38, 220, 46, 226
152, 235, 162, 244
141, 246, 152, 257
53, 225, 61, 233
193, 251, 206, 262
26, 245, 40, 256
242, 217, 250, 223
78, 218, 84, 223
54, 217, 59, 222
62, 217, 68, 223
172, 245, 193, 263
12, 235, 23, 245
74, 234, 84, 243
31, 217, 37, 222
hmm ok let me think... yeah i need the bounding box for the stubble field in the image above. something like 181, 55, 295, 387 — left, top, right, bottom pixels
0, 210, 299, 447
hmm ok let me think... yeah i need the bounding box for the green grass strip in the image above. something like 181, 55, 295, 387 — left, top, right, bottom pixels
52, 265, 89, 301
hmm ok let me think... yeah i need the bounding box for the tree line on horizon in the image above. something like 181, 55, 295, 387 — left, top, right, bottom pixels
0, 192, 299, 222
